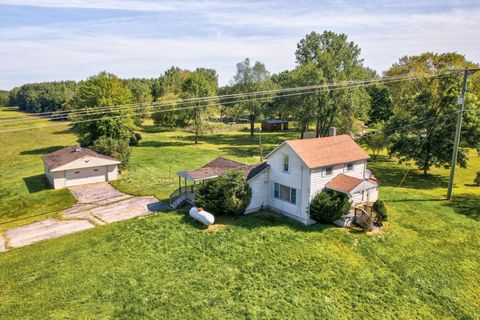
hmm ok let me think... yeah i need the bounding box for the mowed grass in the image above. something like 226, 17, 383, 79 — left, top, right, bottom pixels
0, 107, 77, 229
0, 108, 480, 319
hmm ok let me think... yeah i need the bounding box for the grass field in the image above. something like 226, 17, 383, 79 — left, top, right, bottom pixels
0, 107, 479, 319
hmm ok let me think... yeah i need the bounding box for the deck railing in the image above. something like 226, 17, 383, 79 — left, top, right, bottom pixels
169, 185, 196, 207
353, 204, 381, 230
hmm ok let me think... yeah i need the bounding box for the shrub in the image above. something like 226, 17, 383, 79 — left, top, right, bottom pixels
373, 199, 388, 221
91, 136, 132, 170
195, 170, 252, 216
129, 132, 142, 146
474, 172, 480, 186
310, 189, 351, 223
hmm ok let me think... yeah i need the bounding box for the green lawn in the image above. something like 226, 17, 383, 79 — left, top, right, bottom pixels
0, 107, 479, 319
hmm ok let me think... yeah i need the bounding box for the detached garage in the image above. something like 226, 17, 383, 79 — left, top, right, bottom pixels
42, 145, 121, 189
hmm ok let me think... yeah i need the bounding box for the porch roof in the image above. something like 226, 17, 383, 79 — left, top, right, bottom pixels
325, 173, 378, 195
177, 157, 269, 182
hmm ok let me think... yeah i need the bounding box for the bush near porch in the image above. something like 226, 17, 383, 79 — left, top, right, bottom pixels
309, 189, 351, 223
194, 169, 252, 216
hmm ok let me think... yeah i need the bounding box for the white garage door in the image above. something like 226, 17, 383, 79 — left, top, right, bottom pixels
65, 166, 107, 187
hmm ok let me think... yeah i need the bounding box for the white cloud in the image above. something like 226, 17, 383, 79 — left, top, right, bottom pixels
0, 1, 479, 89
0, 0, 252, 11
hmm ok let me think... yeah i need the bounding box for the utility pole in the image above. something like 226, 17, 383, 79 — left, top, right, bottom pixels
447, 68, 480, 200
258, 127, 263, 161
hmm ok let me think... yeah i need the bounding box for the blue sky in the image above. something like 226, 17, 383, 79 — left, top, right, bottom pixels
0, 0, 479, 89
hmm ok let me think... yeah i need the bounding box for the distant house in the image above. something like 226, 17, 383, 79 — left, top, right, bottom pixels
42, 146, 120, 189
261, 119, 288, 131
171, 131, 379, 225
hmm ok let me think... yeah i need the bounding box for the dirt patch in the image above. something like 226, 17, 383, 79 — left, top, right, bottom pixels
206, 224, 226, 233
0, 234, 6, 252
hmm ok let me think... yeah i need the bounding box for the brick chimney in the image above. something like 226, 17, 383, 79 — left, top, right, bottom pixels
328, 127, 337, 137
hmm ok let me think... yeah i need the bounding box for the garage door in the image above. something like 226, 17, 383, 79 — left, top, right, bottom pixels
65, 166, 107, 187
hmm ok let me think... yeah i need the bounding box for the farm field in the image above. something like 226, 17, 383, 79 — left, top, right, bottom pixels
0, 107, 479, 319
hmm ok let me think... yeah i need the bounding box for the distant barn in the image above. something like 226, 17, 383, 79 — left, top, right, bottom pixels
261, 119, 288, 131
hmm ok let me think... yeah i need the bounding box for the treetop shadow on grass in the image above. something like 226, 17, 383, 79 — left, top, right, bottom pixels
23, 174, 51, 193
20, 145, 65, 155
52, 128, 72, 135
443, 193, 480, 221
138, 140, 193, 148
369, 160, 450, 190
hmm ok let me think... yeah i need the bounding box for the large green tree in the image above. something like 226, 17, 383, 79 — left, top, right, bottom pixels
181, 71, 216, 144
228, 58, 277, 136
272, 63, 324, 137
366, 85, 393, 125
71, 72, 135, 146
385, 53, 480, 174
295, 31, 373, 136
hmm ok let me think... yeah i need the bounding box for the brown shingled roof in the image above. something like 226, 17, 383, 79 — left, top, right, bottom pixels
325, 173, 363, 193
42, 146, 119, 170
178, 157, 268, 181
285, 135, 369, 169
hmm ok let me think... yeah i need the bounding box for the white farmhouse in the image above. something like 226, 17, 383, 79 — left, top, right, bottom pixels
171, 133, 378, 225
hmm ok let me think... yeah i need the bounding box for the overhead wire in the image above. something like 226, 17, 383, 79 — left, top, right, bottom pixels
0, 75, 440, 132
0, 72, 441, 124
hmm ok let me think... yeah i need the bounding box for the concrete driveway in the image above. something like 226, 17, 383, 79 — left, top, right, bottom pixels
2, 183, 166, 251
68, 182, 130, 204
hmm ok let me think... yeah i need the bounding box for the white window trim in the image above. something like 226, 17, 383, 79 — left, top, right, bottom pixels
323, 166, 334, 177
273, 182, 297, 205
344, 162, 354, 172
283, 155, 290, 173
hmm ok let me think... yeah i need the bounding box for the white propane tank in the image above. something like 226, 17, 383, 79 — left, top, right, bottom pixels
189, 207, 215, 226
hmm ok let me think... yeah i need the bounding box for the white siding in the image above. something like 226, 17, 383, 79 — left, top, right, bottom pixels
65, 166, 107, 187
265, 144, 310, 224
245, 169, 269, 214
107, 165, 118, 181
310, 160, 366, 200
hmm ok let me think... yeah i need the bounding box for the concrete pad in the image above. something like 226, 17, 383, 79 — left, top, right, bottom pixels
88, 196, 163, 223
62, 203, 97, 215
6, 218, 95, 248
68, 182, 125, 204
0, 234, 6, 252
61, 210, 106, 225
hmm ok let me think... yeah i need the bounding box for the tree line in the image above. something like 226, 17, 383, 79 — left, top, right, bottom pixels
5, 30, 480, 174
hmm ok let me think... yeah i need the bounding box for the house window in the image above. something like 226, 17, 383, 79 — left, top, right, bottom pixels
283, 155, 289, 172
274, 183, 296, 204
346, 163, 354, 171
325, 166, 333, 176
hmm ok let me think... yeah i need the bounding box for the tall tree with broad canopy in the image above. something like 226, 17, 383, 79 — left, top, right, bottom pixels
181, 71, 217, 144
70, 72, 136, 146
366, 85, 393, 125
385, 52, 480, 174
272, 63, 325, 137
228, 58, 277, 136
295, 31, 373, 136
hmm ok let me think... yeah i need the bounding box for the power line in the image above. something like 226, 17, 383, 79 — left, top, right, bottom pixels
0, 74, 426, 124
0, 76, 437, 131
0, 78, 418, 133
0, 73, 439, 124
